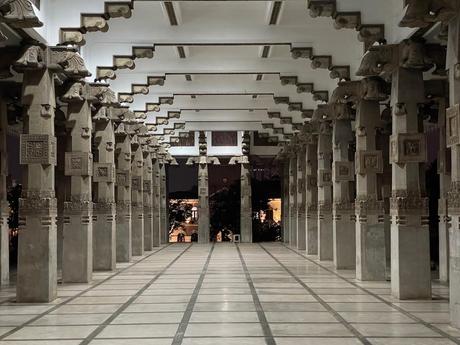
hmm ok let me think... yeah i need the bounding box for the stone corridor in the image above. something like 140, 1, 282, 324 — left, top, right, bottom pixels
0, 243, 457, 345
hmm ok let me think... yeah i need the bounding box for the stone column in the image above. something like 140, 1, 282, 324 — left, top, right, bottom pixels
15, 47, 58, 302
332, 115, 355, 269
115, 132, 132, 262
355, 94, 387, 281
447, 16, 460, 328
358, 41, 432, 299
92, 97, 116, 271
159, 160, 168, 244
198, 162, 210, 244
240, 162, 253, 243
240, 132, 252, 243
296, 143, 307, 250
288, 154, 297, 247
152, 155, 161, 247
282, 161, 290, 243
305, 136, 318, 255
143, 150, 154, 251
61, 82, 93, 283
131, 142, 144, 256
317, 122, 333, 261
435, 95, 450, 283
0, 90, 9, 285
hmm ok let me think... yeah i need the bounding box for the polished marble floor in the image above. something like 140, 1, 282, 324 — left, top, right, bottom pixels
0, 242, 458, 345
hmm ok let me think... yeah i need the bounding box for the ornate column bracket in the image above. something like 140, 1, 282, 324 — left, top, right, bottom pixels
0, 0, 43, 41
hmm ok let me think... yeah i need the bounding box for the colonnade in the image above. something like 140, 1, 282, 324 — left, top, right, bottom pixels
0, 45, 170, 302
280, 35, 460, 329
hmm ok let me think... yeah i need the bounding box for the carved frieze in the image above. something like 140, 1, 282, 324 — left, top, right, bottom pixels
93, 163, 115, 183
20, 134, 57, 166
19, 196, 57, 216
65, 152, 93, 176
318, 169, 332, 187
446, 104, 460, 147
355, 196, 384, 216
390, 190, 428, 216
333, 161, 354, 181
389, 133, 427, 164
63, 200, 93, 215
356, 150, 383, 175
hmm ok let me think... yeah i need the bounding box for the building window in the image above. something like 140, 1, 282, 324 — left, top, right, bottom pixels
211, 131, 237, 146
170, 131, 195, 147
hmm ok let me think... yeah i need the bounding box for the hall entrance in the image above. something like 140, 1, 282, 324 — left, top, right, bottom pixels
208, 162, 241, 242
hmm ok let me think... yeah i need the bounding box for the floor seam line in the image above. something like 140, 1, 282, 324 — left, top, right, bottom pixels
171, 243, 215, 345
78, 244, 193, 345
0, 244, 172, 340
236, 243, 277, 345
280, 243, 460, 344
259, 243, 372, 345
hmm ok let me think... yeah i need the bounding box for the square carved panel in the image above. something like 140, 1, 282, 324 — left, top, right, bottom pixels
116, 169, 131, 187
390, 133, 426, 164
132, 176, 142, 191
333, 161, 354, 181
93, 163, 115, 183
447, 104, 460, 147
318, 169, 332, 187
65, 152, 93, 176
356, 150, 383, 175
20, 134, 57, 166
306, 175, 317, 188
143, 180, 152, 192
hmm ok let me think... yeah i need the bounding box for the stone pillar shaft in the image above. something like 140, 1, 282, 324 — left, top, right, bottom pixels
17, 67, 57, 302
152, 158, 161, 247
317, 127, 333, 260
131, 145, 144, 256
289, 156, 297, 247
116, 135, 132, 262
332, 119, 355, 269
306, 140, 318, 255
355, 100, 386, 281
93, 119, 116, 271
198, 163, 210, 243
143, 152, 154, 251
447, 16, 460, 328
240, 163, 253, 243
62, 83, 93, 283
390, 67, 430, 299
297, 146, 306, 250
282, 162, 290, 243
0, 93, 9, 286
159, 162, 168, 244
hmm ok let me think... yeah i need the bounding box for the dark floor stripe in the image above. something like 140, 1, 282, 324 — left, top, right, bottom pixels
281, 243, 460, 345
79, 244, 193, 345
259, 243, 372, 345
171, 243, 215, 345
0, 244, 172, 340
236, 243, 277, 345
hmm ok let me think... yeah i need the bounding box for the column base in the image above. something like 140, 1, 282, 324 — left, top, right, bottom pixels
297, 211, 306, 251
391, 223, 431, 299
116, 206, 132, 263
144, 209, 153, 251
333, 216, 355, 269
449, 217, 460, 328
0, 207, 9, 286
439, 219, 450, 283
356, 220, 386, 281
318, 215, 333, 261
17, 199, 57, 303
132, 206, 144, 256
93, 203, 116, 271
241, 214, 252, 243
62, 203, 93, 283
306, 213, 318, 255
